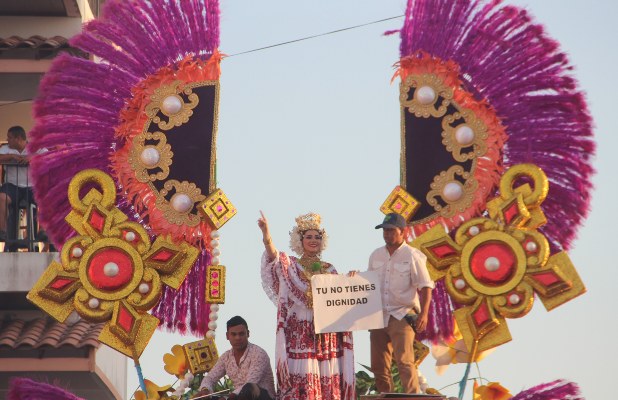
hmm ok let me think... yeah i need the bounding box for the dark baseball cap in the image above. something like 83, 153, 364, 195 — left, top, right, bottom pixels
375, 213, 407, 229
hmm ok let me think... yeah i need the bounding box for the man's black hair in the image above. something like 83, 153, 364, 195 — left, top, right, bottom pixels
227, 315, 248, 330
7, 126, 26, 141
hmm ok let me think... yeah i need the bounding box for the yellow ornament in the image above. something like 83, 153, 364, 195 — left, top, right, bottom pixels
413, 164, 585, 353
28, 169, 199, 358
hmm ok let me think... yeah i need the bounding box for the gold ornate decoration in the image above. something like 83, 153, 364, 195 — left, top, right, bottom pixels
205, 265, 225, 303
27, 169, 199, 358
184, 338, 219, 374
380, 186, 421, 221
155, 180, 206, 227
295, 213, 322, 232
413, 340, 430, 367
441, 109, 489, 162
400, 73, 453, 118
129, 131, 173, 182
198, 188, 237, 229
426, 165, 478, 218
145, 80, 199, 131
412, 164, 585, 353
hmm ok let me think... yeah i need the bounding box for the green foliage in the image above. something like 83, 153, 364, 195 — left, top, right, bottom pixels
213, 376, 235, 393
355, 362, 404, 399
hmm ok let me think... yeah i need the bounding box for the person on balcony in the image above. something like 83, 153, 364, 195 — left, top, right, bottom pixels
0, 126, 46, 243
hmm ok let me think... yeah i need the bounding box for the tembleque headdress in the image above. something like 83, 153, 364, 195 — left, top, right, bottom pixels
26, 0, 235, 375
378, 0, 594, 354
289, 212, 329, 255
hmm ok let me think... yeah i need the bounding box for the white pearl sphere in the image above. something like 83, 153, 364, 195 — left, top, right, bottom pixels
88, 298, 100, 309
455, 125, 475, 145
208, 321, 218, 330
179, 381, 188, 390
509, 294, 521, 304
211, 256, 220, 264
484, 257, 500, 272
526, 241, 538, 252
420, 383, 428, 392
72, 247, 83, 258
138, 283, 150, 294
125, 231, 136, 242
212, 248, 221, 257
65, 311, 81, 326
416, 86, 436, 105
210, 239, 220, 248
140, 147, 160, 167
210, 304, 220, 312
442, 181, 464, 202
170, 193, 193, 213
161, 95, 182, 115
468, 226, 480, 236
454, 279, 466, 290
210, 230, 220, 239
206, 330, 216, 339
209, 311, 218, 321
103, 262, 119, 277
418, 375, 427, 384
185, 372, 194, 380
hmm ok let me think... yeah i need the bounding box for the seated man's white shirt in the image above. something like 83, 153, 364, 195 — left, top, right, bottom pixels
0, 145, 47, 187
199, 342, 275, 398
368, 242, 435, 326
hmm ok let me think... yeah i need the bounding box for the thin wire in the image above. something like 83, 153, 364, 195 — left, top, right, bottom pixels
0, 15, 404, 108
217, 14, 403, 57
0, 99, 33, 108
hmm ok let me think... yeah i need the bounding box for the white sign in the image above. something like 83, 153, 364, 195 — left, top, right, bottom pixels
311, 271, 384, 333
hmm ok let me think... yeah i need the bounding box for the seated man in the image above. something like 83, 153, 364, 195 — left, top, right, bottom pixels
0, 126, 46, 243
197, 316, 275, 400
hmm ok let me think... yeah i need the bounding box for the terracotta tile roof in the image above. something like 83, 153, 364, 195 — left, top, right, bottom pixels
0, 35, 69, 50
0, 317, 103, 349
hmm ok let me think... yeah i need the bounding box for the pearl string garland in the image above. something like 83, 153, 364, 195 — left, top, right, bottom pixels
206, 230, 220, 339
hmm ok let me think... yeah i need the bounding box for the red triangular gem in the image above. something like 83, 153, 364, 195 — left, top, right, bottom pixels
151, 248, 176, 262
473, 301, 490, 327
49, 277, 75, 291
117, 305, 135, 333
429, 243, 457, 258
89, 209, 106, 232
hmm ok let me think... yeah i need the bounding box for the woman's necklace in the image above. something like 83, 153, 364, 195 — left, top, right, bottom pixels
298, 254, 326, 308
298, 254, 323, 273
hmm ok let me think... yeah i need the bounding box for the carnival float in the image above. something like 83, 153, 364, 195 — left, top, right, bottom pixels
8, 0, 594, 399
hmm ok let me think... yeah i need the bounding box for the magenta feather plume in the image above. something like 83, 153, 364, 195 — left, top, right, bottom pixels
511, 379, 583, 400
400, 0, 595, 252
27, 0, 220, 336
8, 378, 83, 400
28, 0, 220, 248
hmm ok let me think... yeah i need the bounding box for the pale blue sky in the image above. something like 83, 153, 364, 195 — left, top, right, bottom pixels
128, 1, 617, 398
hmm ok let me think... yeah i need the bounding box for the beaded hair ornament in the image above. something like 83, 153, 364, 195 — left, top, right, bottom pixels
289, 213, 329, 256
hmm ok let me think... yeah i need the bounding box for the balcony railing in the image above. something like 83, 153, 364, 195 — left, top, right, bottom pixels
0, 161, 51, 252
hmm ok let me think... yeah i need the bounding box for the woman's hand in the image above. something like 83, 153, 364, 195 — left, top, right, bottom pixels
258, 210, 270, 236
259, 210, 277, 261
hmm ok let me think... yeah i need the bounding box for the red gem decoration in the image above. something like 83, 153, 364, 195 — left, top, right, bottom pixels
429, 243, 457, 258
87, 248, 134, 290
470, 242, 516, 285
503, 201, 520, 225
89, 209, 106, 232
473, 301, 491, 327
117, 305, 135, 333
530, 271, 561, 287
151, 248, 175, 262
49, 277, 75, 290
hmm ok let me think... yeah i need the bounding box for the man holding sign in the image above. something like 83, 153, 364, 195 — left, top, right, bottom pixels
368, 213, 434, 394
